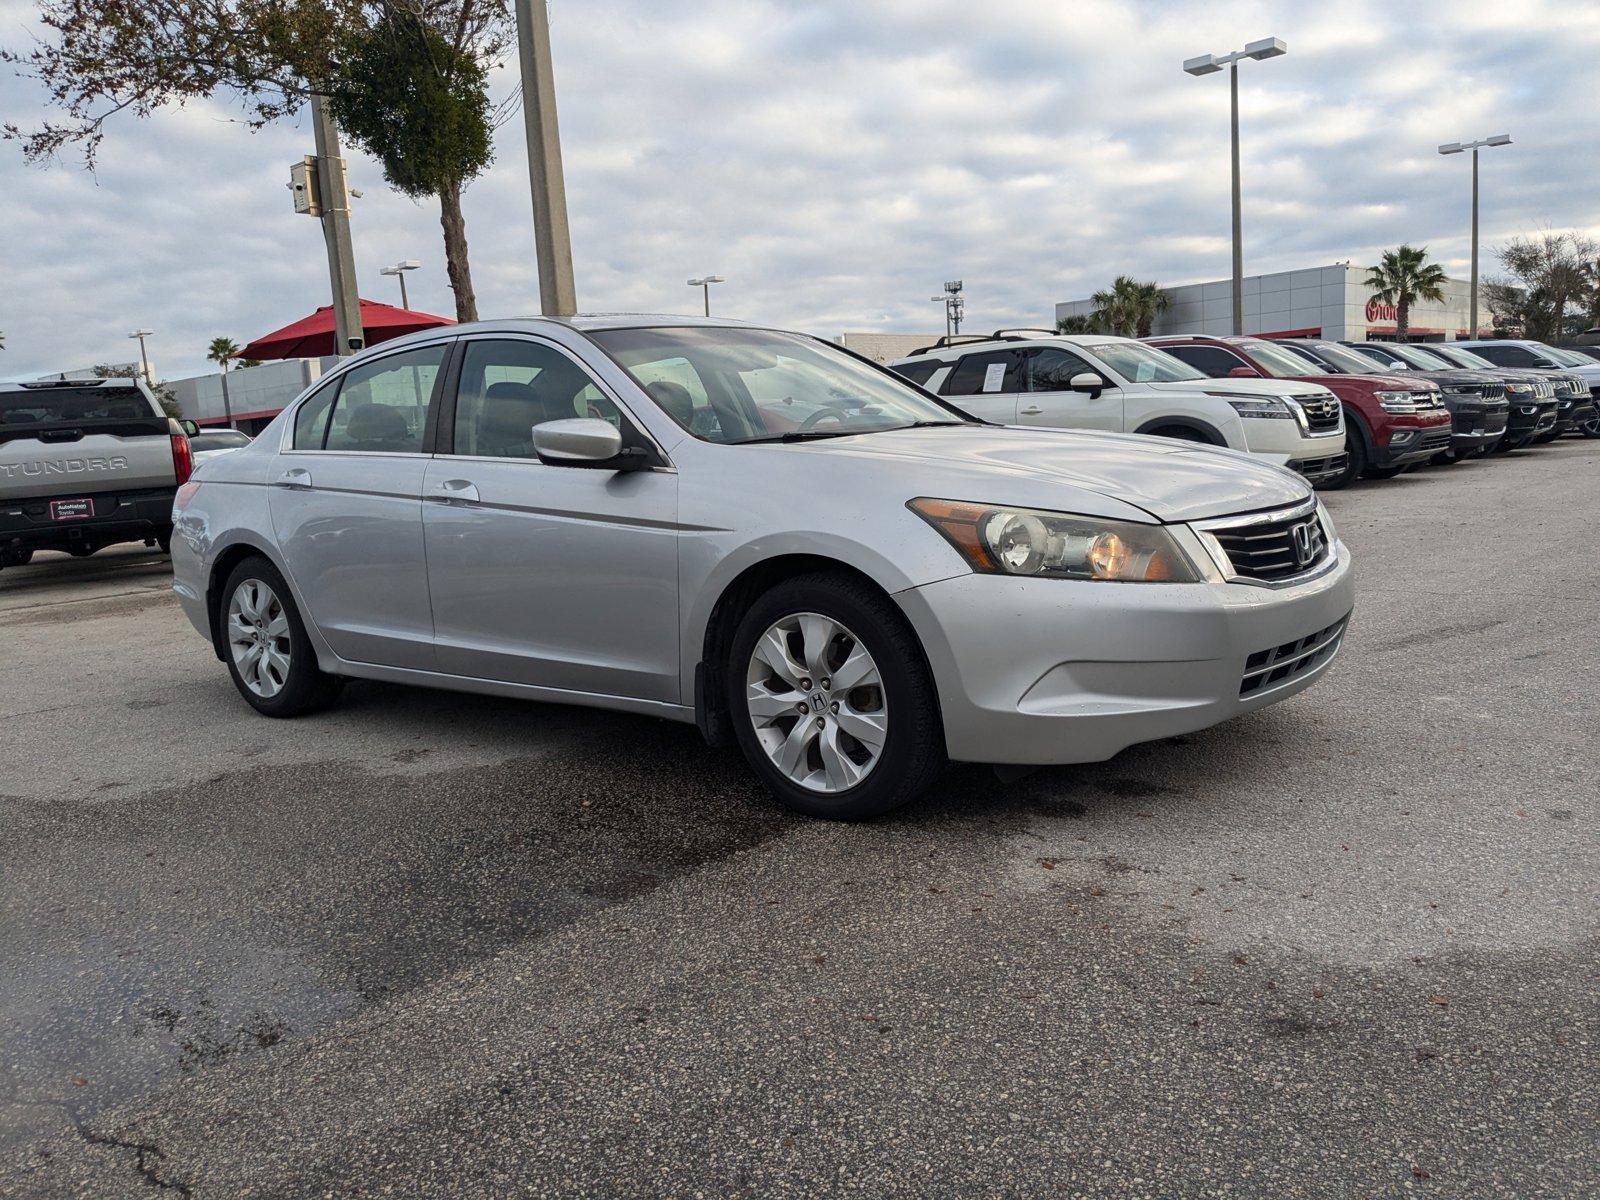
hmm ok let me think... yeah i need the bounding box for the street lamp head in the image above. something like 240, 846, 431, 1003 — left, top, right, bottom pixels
1437, 142, 1464, 155
400, 259, 422, 270
1485, 133, 1512, 147
1243, 36, 1287, 60
380, 266, 400, 276
687, 276, 725, 287
1183, 53, 1223, 76
129, 329, 154, 338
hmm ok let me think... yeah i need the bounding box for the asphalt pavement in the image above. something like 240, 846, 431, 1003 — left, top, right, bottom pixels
1, 441, 1596, 1197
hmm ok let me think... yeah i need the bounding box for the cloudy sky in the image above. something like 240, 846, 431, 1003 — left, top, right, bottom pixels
2, 0, 1596, 380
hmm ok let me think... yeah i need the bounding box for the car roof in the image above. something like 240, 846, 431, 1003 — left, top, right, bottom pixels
357, 313, 786, 358
891, 332, 1139, 363
1, 376, 144, 391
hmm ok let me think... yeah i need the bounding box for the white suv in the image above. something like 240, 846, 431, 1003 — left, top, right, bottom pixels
890, 331, 1348, 486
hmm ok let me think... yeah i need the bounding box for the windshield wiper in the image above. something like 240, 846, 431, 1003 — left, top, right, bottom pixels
739, 428, 863, 444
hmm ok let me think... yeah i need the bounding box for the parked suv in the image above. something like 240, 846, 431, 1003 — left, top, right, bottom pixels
1, 377, 193, 568
1454, 340, 1600, 439
889, 331, 1348, 486
1423, 343, 1596, 441
1345, 342, 1549, 453
1148, 335, 1451, 487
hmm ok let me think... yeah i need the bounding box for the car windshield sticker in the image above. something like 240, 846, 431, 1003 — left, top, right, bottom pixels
982, 363, 1006, 392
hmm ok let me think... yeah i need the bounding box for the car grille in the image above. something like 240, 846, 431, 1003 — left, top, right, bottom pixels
1203, 505, 1332, 583
1294, 394, 1342, 433
1419, 426, 1453, 453
1240, 614, 1350, 697
1555, 377, 1585, 398
1532, 379, 1554, 399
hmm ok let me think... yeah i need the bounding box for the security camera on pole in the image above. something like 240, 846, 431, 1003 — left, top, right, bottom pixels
287, 96, 366, 356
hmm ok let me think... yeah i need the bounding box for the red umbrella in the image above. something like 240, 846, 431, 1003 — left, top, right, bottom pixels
236, 299, 454, 360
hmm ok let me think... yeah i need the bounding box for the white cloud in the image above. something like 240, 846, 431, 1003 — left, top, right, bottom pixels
0, 0, 1595, 379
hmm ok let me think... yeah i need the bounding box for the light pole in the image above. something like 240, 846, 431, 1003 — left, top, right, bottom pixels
1184, 37, 1287, 336
929, 296, 952, 339
1438, 134, 1511, 338
687, 275, 725, 317
128, 329, 154, 384
380, 260, 422, 309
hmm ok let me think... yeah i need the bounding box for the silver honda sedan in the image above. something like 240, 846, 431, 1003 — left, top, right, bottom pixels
171, 316, 1354, 819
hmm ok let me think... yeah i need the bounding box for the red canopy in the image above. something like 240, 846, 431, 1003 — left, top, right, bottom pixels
236, 299, 454, 361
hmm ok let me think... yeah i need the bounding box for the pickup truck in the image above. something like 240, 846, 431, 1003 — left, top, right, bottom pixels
1, 377, 193, 569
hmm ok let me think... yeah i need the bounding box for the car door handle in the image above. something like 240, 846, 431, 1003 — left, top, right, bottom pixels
273, 467, 313, 489
428, 479, 480, 504
1019, 406, 1043, 415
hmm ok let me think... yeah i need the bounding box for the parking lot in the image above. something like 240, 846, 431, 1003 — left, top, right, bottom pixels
1, 441, 1596, 1197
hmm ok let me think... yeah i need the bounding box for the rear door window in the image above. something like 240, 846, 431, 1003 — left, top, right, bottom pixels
942, 350, 1021, 396
323, 346, 446, 454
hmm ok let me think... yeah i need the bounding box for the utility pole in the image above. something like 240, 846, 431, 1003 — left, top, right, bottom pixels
310, 94, 365, 355
514, 0, 578, 316
128, 329, 154, 384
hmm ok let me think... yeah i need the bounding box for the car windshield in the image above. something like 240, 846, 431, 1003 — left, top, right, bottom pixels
1083, 342, 1206, 383
1537, 345, 1589, 368
1239, 340, 1324, 378
1374, 344, 1447, 371
1301, 342, 1385, 374
589, 326, 971, 444
1429, 346, 1496, 370
190, 431, 252, 451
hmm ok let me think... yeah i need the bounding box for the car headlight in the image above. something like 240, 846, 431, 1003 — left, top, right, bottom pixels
1315, 498, 1338, 547
1209, 394, 1293, 419
1375, 389, 1426, 412
1505, 382, 1533, 394
909, 499, 1201, 582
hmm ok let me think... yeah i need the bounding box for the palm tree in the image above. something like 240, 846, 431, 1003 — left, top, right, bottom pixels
1366, 246, 1447, 340
207, 337, 241, 371
1088, 276, 1170, 337
1056, 313, 1103, 334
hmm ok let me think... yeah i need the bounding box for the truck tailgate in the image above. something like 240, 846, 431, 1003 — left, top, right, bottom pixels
1, 385, 177, 500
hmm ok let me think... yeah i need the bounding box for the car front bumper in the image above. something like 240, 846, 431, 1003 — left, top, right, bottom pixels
897, 541, 1355, 765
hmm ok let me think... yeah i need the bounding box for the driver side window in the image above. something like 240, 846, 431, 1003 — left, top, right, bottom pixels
451, 339, 624, 459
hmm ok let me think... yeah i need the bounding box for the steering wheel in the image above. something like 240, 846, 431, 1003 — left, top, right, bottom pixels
798, 406, 848, 432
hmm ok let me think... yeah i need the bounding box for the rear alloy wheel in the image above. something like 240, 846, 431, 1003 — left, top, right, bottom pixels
221, 556, 344, 717
728, 573, 944, 819
1579, 412, 1600, 439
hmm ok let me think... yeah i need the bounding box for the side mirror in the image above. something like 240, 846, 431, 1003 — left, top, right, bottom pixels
1068, 371, 1105, 397
1388, 361, 1407, 370
531, 418, 644, 471
181, 419, 200, 437
1227, 365, 1261, 378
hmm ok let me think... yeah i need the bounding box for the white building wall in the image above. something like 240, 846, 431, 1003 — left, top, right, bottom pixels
835, 333, 942, 363
1057, 263, 1486, 342
167, 357, 337, 426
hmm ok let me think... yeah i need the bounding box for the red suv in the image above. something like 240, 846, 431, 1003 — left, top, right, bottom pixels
1147, 336, 1453, 489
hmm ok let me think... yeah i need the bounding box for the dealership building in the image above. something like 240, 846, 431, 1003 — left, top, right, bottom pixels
1055, 263, 1489, 343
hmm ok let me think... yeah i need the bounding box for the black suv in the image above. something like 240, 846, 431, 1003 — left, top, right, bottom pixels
1343, 342, 1554, 453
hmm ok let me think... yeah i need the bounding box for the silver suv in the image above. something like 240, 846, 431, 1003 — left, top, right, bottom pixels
172, 317, 1354, 819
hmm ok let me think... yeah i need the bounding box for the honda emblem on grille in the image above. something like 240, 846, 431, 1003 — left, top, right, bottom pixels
1290, 521, 1316, 568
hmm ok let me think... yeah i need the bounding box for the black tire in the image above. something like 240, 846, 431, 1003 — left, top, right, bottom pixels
1148, 426, 1212, 444
219, 555, 344, 718
726, 571, 945, 820
157, 529, 172, 555
66, 543, 97, 558
1579, 414, 1600, 439
1362, 464, 1406, 480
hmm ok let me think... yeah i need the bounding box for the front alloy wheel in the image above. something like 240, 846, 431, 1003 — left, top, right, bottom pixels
228, 577, 292, 698
746, 613, 888, 793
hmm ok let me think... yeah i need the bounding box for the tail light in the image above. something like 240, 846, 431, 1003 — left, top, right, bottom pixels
173, 481, 202, 511
171, 433, 193, 485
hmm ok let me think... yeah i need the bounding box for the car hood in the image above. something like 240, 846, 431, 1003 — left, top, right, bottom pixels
767, 425, 1311, 524
1145, 377, 1334, 401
